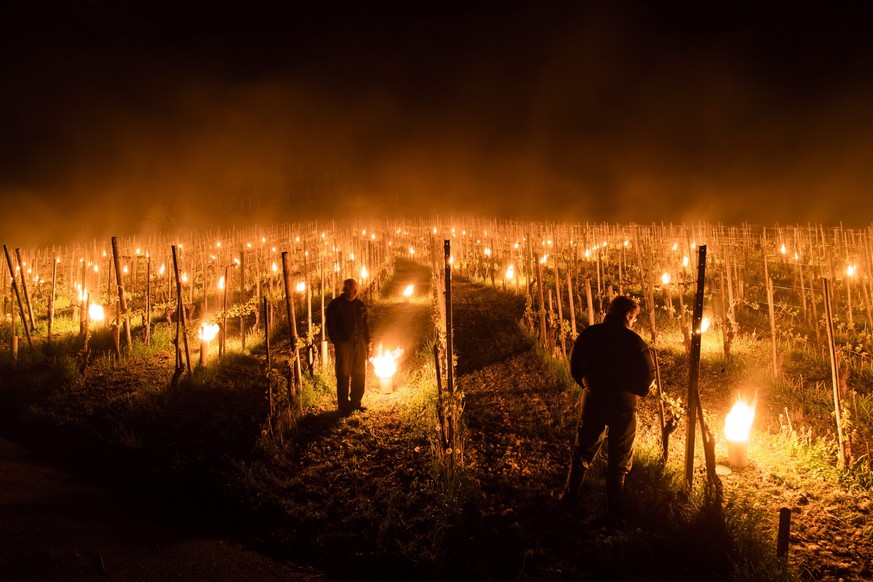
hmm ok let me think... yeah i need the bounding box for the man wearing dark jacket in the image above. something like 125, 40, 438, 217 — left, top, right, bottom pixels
326, 279, 372, 416
560, 295, 656, 516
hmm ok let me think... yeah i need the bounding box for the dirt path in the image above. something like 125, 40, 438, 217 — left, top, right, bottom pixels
452, 279, 728, 580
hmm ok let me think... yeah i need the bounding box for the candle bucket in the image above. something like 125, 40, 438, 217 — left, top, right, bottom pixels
727, 439, 748, 468
379, 376, 394, 394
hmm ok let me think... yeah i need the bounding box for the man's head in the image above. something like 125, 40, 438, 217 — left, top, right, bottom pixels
605, 295, 640, 328
342, 279, 360, 301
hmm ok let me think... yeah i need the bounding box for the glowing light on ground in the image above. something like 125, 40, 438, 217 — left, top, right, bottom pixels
199, 322, 220, 342
370, 343, 404, 390
88, 303, 105, 322
725, 397, 756, 468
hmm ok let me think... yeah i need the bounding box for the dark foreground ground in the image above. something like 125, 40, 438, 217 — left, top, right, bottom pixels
0, 437, 320, 581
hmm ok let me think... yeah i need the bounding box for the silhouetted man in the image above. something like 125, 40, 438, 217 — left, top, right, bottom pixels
326, 279, 372, 416
560, 295, 655, 517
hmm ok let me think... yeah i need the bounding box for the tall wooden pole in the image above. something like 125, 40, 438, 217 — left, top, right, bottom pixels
14, 248, 36, 333
3, 244, 31, 347
822, 278, 847, 468
281, 251, 303, 396
48, 258, 57, 340
684, 245, 708, 493
172, 245, 192, 374
111, 237, 132, 350
444, 240, 454, 396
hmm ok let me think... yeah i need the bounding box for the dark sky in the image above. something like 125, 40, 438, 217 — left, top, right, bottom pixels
3, 1, 873, 245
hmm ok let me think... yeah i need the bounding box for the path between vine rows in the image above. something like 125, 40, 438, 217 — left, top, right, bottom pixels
452, 279, 694, 581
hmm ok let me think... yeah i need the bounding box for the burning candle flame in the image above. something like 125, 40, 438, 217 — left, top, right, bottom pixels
88, 303, 105, 322
370, 344, 404, 379
725, 398, 756, 443
199, 322, 220, 342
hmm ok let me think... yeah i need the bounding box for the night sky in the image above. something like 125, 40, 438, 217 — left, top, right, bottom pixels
3, 1, 873, 246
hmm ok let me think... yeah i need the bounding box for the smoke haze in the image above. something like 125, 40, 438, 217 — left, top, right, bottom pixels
3, 2, 872, 247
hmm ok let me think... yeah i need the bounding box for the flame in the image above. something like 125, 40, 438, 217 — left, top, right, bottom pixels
505, 264, 515, 279
699, 316, 711, 333
725, 398, 756, 443
661, 272, 671, 285
682, 256, 689, 267
369, 344, 404, 379
403, 284, 414, 297
217, 275, 225, 290
780, 244, 787, 254
88, 303, 105, 322
360, 266, 369, 280
199, 322, 220, 342
296, 281, 306, 293
847, 264, 857, 277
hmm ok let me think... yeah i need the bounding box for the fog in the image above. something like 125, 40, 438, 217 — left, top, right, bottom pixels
3, 3, 872, 247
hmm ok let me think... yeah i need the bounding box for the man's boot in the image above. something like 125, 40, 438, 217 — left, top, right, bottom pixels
606, 473, 626, 517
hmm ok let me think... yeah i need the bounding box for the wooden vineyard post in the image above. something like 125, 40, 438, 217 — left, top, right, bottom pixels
822, 278, 848, 468
239, 248, 246, 350
3, 244, 31, 348
585, 279, 595, 326
434, 344, 448, 449
321, 253, 329, 369
536, 256, 548, 348
566, 266, 577, 339
281, 251, 303, 402
653, 350, 669, 464
553, 254, 567, 358
172, 245, 192, 374
444, 239, 456, 467
48, 257, 57, 340
145, 256, 151, 346
718, 266, 732, 361
111, 237, 132, 351
766, 276, 780, 379
264, 296, 274, 430
14, 248, 36, 334
684, 245, 716, 492
444, 240, 455, 397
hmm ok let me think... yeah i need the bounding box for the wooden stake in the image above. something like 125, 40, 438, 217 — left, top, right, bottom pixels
684, 245, 714, 492
822, 278, 847, 468
14, 248, 36, 333
172, 245, 192, 374
48, 258, 57, 340
281, 251, 303, 398
777, 507, 791, 557
766, 277, 780, 379
110, 237, 132, 350
3, 244, 31, 347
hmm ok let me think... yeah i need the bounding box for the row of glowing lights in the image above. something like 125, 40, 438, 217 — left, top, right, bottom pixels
11, 235, 866, 288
